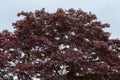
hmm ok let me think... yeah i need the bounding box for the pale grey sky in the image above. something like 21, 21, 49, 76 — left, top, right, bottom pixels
0, 0, 120, 38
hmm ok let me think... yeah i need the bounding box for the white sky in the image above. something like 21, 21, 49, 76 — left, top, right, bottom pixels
0, 0, 120, 39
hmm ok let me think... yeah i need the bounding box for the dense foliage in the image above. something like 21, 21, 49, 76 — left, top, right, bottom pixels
0, 8, 120, 80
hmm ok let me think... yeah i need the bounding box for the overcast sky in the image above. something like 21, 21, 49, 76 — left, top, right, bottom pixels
0, 0, 120, 39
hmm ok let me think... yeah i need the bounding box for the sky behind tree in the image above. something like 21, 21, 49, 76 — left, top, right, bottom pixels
0, 0, 120, 38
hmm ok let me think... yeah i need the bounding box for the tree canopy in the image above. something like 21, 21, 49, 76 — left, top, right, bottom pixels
0, 8, 120, 80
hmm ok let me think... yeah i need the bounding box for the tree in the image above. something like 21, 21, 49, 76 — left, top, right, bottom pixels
0, 8, 120, 80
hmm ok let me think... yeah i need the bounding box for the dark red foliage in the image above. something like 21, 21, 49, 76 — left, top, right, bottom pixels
0, 8, 120, 80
